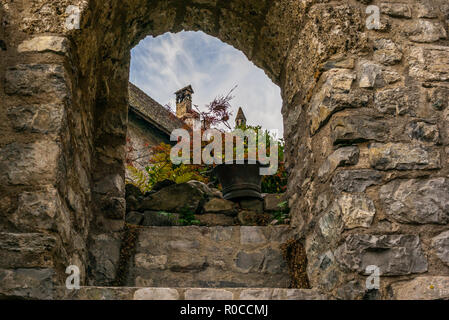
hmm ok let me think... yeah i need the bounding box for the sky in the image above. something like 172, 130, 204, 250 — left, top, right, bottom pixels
129, 31, 284, 137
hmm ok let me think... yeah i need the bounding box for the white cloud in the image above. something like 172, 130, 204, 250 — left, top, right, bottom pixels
130, 31, 283, 136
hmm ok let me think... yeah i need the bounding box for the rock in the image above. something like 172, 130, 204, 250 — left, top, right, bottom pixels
368, 143, 440, 170
416, 0, 438, 18
409, 46, 449, 82
187, 180, 216, 198
357, 60, 400, 88
102, 197, 126, 220
4, 64, 69, 98
138, 182, 208, 213
209, 187, 224, 198
88, 233, 122, 286
335, 234, 428, 276
195, 213, 235, 226
0, 140, 61, 186
125, 184, 144, 200
151, 179, 175, 192
406, 121, 439, 143
134, 254, 167, 270
185, 289, 233, 300
239, 198, 264, 213
309, 69, 369, 134
0, 268, 55, 299
237, 210, 271, 226
203, 198, 238, 215
318, 146, 359, 179
17, 36, 68, 54
142, 211, 180, 226
379, 178, 449, 224
168, 254, 207, 272
373, 39, 402, 65
125, 211, 144, 225
380, 3, 412, 18
331, 169, 383, 193
408, 20, 447, 43
235, 251, 264, 272
337, 193, 376, 229
235, 248, 285, 274
239, 289, 273, 300
7, 104, 65, 134
428, 87, 448, 110
10, 186, 66, 233
263, 193, 287, 212
336, 280, 366, 300
330, 115, 389, 145
240, 227, 267, 244
391, 277, 449, 300
374, 87, 417, 115
0, 232, 59, 268
133, 288, 179, 300
432, 230, 449, 266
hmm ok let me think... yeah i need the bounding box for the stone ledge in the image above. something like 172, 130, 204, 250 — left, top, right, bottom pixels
55, 287, 328, 300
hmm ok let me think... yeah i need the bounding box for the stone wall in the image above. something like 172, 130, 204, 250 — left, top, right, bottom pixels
0, 0, 448, 299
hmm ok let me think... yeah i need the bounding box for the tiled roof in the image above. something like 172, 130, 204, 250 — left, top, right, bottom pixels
128, 82, 185, 135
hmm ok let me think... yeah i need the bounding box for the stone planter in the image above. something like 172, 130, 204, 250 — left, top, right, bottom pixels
213, 161, 266, 200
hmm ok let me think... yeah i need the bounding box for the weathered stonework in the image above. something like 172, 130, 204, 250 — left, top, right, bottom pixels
1, 0, 449, 300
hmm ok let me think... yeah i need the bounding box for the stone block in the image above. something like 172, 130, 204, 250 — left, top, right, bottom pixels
18, 36, 68, 54
240, 227, 267, 244
0, 268, 55, 299
409, 46, 449, 82
373, 39, 402, 65
379, 178, 449, 224
408, 20, 447, 43
331, 169, 383, 193
330, 115, 390, 145
263, 193, 287, 212
133, 288, 179, 300
368, 143, 440, 170
7, 104, 66, 133
0, 141, 61, 186
318, 146, 359, 179
195, 213, 235, 226
185, 288, 233, 300
203, 198, 238, 215
335, 234, 428, 276
380, 3, 412, 18
432, 230, 449, 266
134, 254, 167, 270
4, 64, 69, 98
374, 87, 417, 115
391, 277, 449, 300
138, 183, 207, 213
0, 232, 59, 268
239, 198, 264, 213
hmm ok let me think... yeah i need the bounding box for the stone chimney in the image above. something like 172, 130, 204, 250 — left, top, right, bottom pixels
235, 107, 247, 127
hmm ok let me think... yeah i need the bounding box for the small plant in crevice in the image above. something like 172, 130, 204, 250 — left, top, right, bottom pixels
272, 200, 290, 224
177, 207, 201, 226
281, 238, 310, 289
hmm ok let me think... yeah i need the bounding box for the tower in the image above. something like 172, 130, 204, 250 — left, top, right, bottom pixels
235, 107, 247, 127
175, 85, 199, 128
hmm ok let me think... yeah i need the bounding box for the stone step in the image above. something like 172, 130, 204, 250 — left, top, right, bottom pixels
56, 287, 328, 300
126, 226, 293, 288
